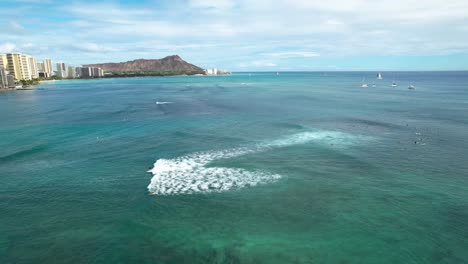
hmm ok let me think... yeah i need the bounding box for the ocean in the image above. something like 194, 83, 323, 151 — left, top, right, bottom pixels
1, 72, 468, 263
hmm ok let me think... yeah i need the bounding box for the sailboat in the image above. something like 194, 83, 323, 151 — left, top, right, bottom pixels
377, 72, 383, 80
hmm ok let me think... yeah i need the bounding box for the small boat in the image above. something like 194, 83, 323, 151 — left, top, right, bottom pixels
377, 72, 383, 80
408, 84, 415, 90
360, 78, 368, 88
391, 81, 397, 87
372, 83, 376, 87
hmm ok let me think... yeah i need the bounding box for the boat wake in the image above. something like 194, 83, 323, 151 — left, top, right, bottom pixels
147, 131, 366, 195
156, 101, 173, 105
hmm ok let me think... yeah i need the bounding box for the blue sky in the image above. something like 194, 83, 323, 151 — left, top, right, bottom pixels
1, 0, 468, 71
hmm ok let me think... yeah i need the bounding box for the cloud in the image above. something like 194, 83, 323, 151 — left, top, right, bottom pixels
189, 0, 235, 11
14, 0, 52, 3
0, 21, 28, 35
54, 0, 468, 57
72, 43, 118, 53
239, 61, 277, 68
0, 43, 16, 53
265, 51, 320, 58
22, 43, 34, 48
323, 19, 344, 25
10, 21, 25, 31
1, 0, 468, 70
67, 4, 152, 17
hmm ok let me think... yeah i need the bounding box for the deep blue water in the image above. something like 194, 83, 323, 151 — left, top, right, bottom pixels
1, 72, 468, 263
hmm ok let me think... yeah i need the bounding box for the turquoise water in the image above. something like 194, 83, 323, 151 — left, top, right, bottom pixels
1, 72, 468, 263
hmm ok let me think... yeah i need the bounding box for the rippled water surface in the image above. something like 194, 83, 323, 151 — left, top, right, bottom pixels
1, 72, 468, 263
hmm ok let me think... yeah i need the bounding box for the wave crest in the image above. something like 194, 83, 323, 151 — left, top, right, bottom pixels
147, 131, 365, 195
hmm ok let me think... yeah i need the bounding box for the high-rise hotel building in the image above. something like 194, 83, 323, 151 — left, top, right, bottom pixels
0, 52, 39, 80
37, 62, 44, 72
27, 56, 38, 79
43, 58, 53, 75
0, 54, 7, 69
56, 62, 67, 78
0, 67, 8, 89
37, 58, 53, 78
7, 53, 25, 80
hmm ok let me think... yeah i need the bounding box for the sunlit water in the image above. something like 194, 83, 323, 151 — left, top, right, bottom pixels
1, 72, 468, 263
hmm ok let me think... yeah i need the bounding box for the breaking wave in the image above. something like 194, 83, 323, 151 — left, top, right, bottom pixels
147, 131, 365, 195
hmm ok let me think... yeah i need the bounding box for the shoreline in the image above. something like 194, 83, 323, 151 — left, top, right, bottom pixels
2, 73, 221, 91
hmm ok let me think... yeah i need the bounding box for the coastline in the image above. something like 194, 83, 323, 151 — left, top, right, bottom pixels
1, 73, 212, 91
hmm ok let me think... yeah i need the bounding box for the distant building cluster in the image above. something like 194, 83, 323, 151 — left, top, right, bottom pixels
0, 51, 105, 89
76, 66, 104, 78
205, 68, 230, 75
56, 63, 104, 79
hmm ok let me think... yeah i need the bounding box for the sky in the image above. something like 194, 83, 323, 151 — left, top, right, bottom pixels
1, 0, 468, 71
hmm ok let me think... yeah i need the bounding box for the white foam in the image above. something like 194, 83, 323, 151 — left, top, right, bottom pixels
156, 101, 173, 105
147, 131, 366, 195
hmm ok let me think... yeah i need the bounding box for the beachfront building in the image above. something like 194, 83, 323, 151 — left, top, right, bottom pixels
56, 70, 67, 78
56, 62, 67, 78
43, 58, 53, 75
5, 53, 23, 80
0, 54, 7, 70
92, 67, 104, 77
0, 52, 40, 80
37, 62, 44, 72
76, 67, 90, 78
5, 53, 27, 80
36, 62, 50, 78
0, 67, 8, 89
67, 66, 76, 78
7, 75, 15, 87
26, 55, 38, 79
76, 66, 104, 78
75, 67, 82, 78
0, 56, 10, 89
205, 68, 218, 75
56, 62, 66, 72
205, 68, 230, 75
19, 54, 32, 80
